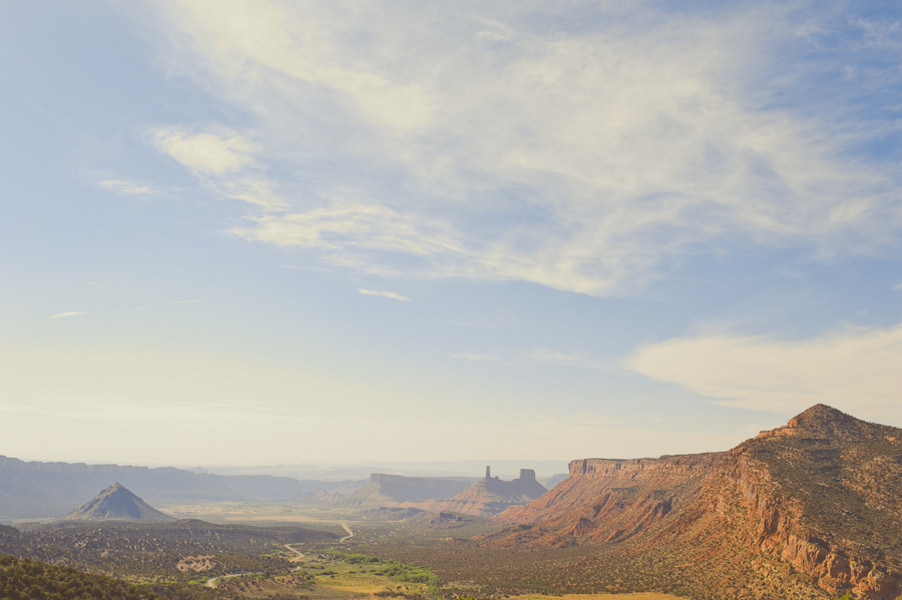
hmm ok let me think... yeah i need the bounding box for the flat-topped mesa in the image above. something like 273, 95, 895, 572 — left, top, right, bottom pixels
569, 452, 723, 478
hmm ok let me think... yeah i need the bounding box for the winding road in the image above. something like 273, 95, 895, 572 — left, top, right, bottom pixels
204, 572, 260, 589
203, 521, 354, 590
339, 520, 354, 543
284, 543, 305, 561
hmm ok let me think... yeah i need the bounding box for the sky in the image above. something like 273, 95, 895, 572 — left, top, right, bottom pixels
2, 0, 902, 470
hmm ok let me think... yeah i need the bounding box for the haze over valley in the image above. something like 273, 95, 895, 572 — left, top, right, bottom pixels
4, 1, 902, 599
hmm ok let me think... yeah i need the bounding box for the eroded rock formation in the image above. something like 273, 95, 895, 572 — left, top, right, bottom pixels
419, 467, 548, 516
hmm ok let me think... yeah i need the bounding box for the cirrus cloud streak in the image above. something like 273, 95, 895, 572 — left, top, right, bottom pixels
141, 0, 902, 296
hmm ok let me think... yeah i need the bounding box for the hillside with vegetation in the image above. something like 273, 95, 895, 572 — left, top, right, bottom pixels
0, 555, 167, 600
463, 405, 902, 600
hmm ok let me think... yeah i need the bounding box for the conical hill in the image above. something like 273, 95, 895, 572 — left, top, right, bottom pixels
64, 482, 175, 522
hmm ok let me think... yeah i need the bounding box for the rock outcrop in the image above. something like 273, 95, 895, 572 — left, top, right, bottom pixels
488, 405, 902, 600
420, 467, 548, 516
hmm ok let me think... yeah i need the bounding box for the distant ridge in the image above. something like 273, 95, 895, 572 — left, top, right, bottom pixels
65, 483, 175, 522
0, 456, 313, 520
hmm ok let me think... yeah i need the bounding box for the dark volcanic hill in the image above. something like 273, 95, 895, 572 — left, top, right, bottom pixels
65, 483, 175, 522
488, 405, 902, 600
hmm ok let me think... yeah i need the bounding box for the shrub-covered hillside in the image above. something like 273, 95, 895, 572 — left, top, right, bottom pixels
0, 554, 161, 600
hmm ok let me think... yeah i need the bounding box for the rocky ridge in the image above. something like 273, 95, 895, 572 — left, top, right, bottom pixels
489, 405, 902, 600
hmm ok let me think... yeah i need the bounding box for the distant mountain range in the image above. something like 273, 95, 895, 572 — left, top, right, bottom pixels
488, 404, 902, 600
0, 453, 555, 522
0, 456, 350, 520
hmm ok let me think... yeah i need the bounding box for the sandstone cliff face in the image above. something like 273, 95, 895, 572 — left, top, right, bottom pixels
489, 405, 902, 600
499, 454, 718, 537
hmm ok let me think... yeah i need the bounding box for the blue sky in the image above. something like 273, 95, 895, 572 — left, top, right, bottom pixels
2, 0, 902, 469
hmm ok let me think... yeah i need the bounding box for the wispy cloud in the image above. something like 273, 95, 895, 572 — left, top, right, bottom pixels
358, 288, 410, 302
137, 1, 902, 296
527, 348, 608, 371
854, 18, 902, 50
49, 312, 85, 320
627, 323, 902, 417
99, 179, 154, 195
153, 129, 253, 175
152, 127, 288, 211
452, 347, 608, 370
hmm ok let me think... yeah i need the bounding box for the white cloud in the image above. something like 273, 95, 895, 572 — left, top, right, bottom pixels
892, 282, 902, 291
152, 1, 435, 133
138, 1, 902, 296
358, 288, 410, 302
153, 129, 253, 175
49, 312, 85, 320
152, 127, 288, 211
230, 201, 469, 275
627, 323, 902, 418
99, 179, 154, 195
